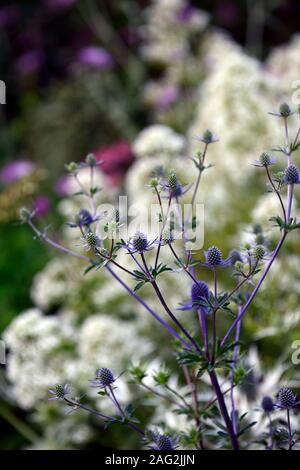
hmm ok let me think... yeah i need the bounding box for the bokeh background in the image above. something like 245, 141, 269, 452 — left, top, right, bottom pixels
1, 0, 300, 449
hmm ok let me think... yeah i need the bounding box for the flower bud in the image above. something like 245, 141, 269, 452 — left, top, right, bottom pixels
202, 129, 213, 144
279, 102, 291, 117
19, 207, 32, 223
259, 152, 272, 167
168, 172, 178, 191
253, 245, 266, 261
86, 153, 97, 167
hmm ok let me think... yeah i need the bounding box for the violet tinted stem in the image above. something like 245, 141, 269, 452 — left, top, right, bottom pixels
208, 370, 239, 450
152, 279, 201, 354
28, 221, 92, 263
221, 232, 286, 346
27, 220, 192, 351
230, 307, 242, 434
198, 308, 210, 359
287, 408, 293, 450
106, 265, 192, 351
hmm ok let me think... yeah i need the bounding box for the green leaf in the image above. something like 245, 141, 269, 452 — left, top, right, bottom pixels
237, 421, 257, 437
177, 349, 202, 366
134, 281, 146, 292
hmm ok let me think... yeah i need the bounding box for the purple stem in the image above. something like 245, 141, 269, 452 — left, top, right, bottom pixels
287, 408, 293, 450
208, 370, 239, 450
198, 308, 209, 359
230, 307, 242, 434
108, 385, 144, 436
106, 265, 192, 351
221, 232, 286, 347
28, 220, 192, 351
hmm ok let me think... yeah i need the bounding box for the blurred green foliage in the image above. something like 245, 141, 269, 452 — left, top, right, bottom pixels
0, 224, 49, 332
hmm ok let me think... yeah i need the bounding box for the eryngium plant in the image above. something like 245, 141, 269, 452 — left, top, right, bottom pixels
22, 104, 300, 450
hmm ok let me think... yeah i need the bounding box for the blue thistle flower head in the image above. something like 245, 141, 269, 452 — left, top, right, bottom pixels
206, 246, 222, 265
178, 280, 209, 312
79, 153, 103, 169
89, 368, 115, 388
132, 232, 149, 252
193, 130, 219, 145
191, 281, 209, 303
277, 387, 297, 409
252, 152, 277, 168
48, 384, 70, 401
279, 102, 292, 118
284, 164, 300, 185
80, 231, 101, 251
151, 431, 179, 451
165, 171, 190, 199
229, 249, 243, 266
126, 231, 156, 254
201, 245, 231, 269
262, 396, 274, 413
269, 103, 295, 118
67, 209, 98, 228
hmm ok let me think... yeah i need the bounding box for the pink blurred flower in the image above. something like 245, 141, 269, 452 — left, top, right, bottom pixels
94, 140, 134, 187
77, 46, 113, 70
0, 160, 35, 184
34, 195, 51, 217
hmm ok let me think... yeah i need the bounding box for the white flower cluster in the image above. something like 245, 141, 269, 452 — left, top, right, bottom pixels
133, 124, 186, 158
127, 125, 196, 218
4, 309, 149, 410
31, 257, 80, 310
4, 309, 77, 409
188, 40, 298, 233
141, 0, 209, 67
140, 0, 209, 124
267, 34, 300, 93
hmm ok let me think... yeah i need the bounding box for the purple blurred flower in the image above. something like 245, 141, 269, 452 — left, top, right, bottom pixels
177, 4, 198, 22
119, 26, 141, 47
0, 6, 20, 28
156, 84, 179, 110
43, 0, 76, 10
15, 50, 44, 76
34, 195, 51, 217
216, 1, 239, 26
0, 160, 35, 184
77, 46, 113, 70
55, 175, 72, 196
